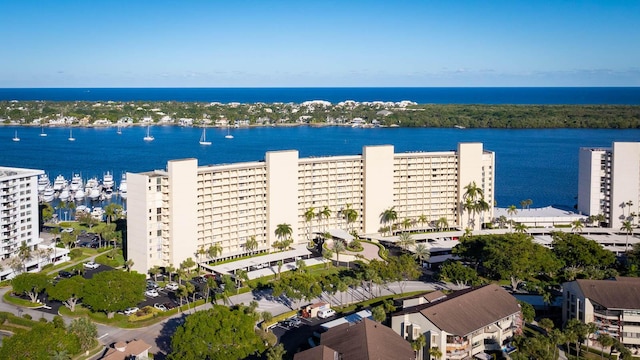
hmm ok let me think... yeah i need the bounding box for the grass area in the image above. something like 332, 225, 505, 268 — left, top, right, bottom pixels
2, 291, 43, 308
60, 299, 207, 328
94, 249, 125, 268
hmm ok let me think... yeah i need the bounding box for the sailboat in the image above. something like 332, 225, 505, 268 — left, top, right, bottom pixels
143, 125, 154, 141
40, 125, 48, 137
117, 125, 122, 135
12, 130, 20, 142
199, 127, 212, 145
68, 128, 76, 141
225, 126, 234, 139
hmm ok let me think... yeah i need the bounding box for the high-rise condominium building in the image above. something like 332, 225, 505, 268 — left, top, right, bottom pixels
578, 142, 640, 228
127, 143, 494, 274
0, 166, 43, 280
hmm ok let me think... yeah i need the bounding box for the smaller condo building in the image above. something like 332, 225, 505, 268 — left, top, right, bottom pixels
126, 143, 494, 274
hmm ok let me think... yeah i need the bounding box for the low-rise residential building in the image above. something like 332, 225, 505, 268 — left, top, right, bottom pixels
563, 277, 640, 349
391, 284, 522, 360
294, 318, 415, 360
101, 339, 152, 360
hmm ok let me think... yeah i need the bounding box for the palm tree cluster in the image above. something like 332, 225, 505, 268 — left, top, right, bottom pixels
462, 182, 490, 231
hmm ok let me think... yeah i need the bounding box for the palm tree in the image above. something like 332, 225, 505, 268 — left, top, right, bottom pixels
401, 218, 413, 231
165, 264, 176, 282
245, 235, 259, 254
319, 206, 332, 232
413, 243, 430, 266
397, 232, 415, 251
275, 223, 293, 244
435, 216, 448, 231
621, 220, 634, 250
379, 206, 398, 235
475, 198, 490, 228
149, 265, 161, 282
418, 214, 428, 228
18, 241, 32, 271
332, 240, 346, 266
208, 243, 222, 262
304, 207, 316, 243
463, 181, 484, 202
514, 222, 528, 234
507, 205, 518, 232
124, 258, 134, 272
597, 333, 614, 360
196, 245, 207, 265
626, 200, 634, 219
428, 346, 442, 360
104, 203, 122, 224
276, 260, 283, 279
571, 220, 584, 233
342, 204, 358, 233
411, 334, 426, 359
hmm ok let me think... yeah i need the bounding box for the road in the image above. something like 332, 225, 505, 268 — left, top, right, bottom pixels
0, 280, 444, 358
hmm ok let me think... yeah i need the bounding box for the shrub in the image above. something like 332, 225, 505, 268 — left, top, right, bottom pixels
69, 248, 83, 259
22, 314, 32, 320
38, 317, 48, 323
0, 313, 8, 324
41, 264, 53, 271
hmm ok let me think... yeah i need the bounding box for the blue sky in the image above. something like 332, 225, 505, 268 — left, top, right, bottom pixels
1, 0, 639, 87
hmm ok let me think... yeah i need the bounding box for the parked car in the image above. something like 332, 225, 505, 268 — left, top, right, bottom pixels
145, 289, 159, 298
146, 280, 159, 289
154, 303, 167, 312
61, 227, 74, 233
84, 261, 99, 269
163, 301, 177, 310
283, 317, 302, 327
124, 307, 139, 316
165, 282, 179, 291
317, 309, 336, 319
58, 270, 73, 279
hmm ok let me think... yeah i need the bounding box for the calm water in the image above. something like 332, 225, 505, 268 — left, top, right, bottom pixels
1, 126, 639, 209
1, 87, 639, 104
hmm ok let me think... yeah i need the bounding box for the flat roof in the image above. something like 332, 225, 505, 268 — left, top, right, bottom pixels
202, 245, 312, 274
321, 309, 373, 330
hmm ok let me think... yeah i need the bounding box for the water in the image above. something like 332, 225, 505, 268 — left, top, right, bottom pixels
1, 87, 639, 104
2, 126, 639, 209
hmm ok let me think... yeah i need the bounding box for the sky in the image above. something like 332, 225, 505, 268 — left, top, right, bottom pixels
1, 0, 639, 87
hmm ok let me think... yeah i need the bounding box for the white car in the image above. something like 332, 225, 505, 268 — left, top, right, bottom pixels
61, 227, 74, 233
124, 307, 139, 316
145, 289, 159, 298
83, 261, 99, 269
165, 282, 179, 291
154, 303, 167, 312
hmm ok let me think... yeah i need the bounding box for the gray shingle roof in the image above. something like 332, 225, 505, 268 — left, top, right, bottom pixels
576, 278, 640, 310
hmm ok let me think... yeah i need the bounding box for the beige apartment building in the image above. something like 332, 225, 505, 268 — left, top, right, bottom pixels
127, 143, 494, 274
578, 142, 640, 228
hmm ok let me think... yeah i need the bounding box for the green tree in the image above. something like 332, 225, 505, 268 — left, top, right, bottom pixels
372, 305, 386, 323
0, 322, 81, 359
103, 203, 123, 224
265, 343, 286, 360
551, 232, 615, 271
274, 223, 293, 243
149, 265, 161, 282
397, 232, 415, 251
379, 207, 398, 235
436, 260, 480, 287
342, 203, 358, 232
75, 211, 98, 229
621, 220, 634, 251
318, 206, 332, 232
571, 219, 584, 233
429, 346, 443, 360
82, 270, 146, 318
514, 222, 528, 234
168, 306, 265, 360
245, 235, 259, 254
304, 207, 316, 244
388, 254, 421, 293
11, 273, 50, 303
507, 205, 518, 231
124, 258, 134, 272
47, 276, 86, 312
518, 300, 535, 323
42, 203, 55, 223
67, 317, 97, 352
597, 333, 615, 360
332, 240, 346, 266
208, 243, 223, 262
180, 257, 196, 275
436, 216, 448, 231
413, 243, 430, 266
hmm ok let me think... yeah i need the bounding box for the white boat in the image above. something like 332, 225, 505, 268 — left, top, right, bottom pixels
42, 186, 55, 202
143, 125, 154, 141
103, 171, 114, 189
53, 175, 67, 191
69, 174, 83, 192
225, 127, 234, 139
119, 174, 127, 199
89, 186, 101, 201
74, 188, 85, 200
68, 128, 76, 141
38, 174, 50, 193
91, 207, 104, 220
40, 125, 48, 137
104, 188, 113, 200
59, 187, 70, 202
199, 128, 212, 145
12, 130, 20, 142
85, 177, 99, 191
75, 205, 88, 214
117, 125, 122, 135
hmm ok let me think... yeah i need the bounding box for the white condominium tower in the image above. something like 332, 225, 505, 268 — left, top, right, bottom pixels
127, 143, 494, 274
578, 142, 640, 228
0, 166, 43, 280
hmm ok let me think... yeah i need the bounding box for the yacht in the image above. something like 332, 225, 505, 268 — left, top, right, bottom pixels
225, 126, 234, 139
69, 174, 83, 192
91, 207, 104, 221
42, 186, 55, 202
119, 174, 127, 199
74, 188, 86, 200
88, 186, 101, 201
68, 128, 76, 141
103, 171, 115, 189
38, 174, 50, 193
58, 186, 70, 202
53, 175, 67, 191
117, 125, 122, 135
104, 188, 113, 200
40, 125, 48, 137
143, 125, 154, 141
12, 130, 20, 142
199, 128, 212, 145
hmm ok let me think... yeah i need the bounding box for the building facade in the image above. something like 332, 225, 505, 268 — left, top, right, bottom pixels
0, 166, 69, 280
391, 285, 521, 360
127, 143, 494, 274
578, 142, 640, 228
563, 278, 640, 348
